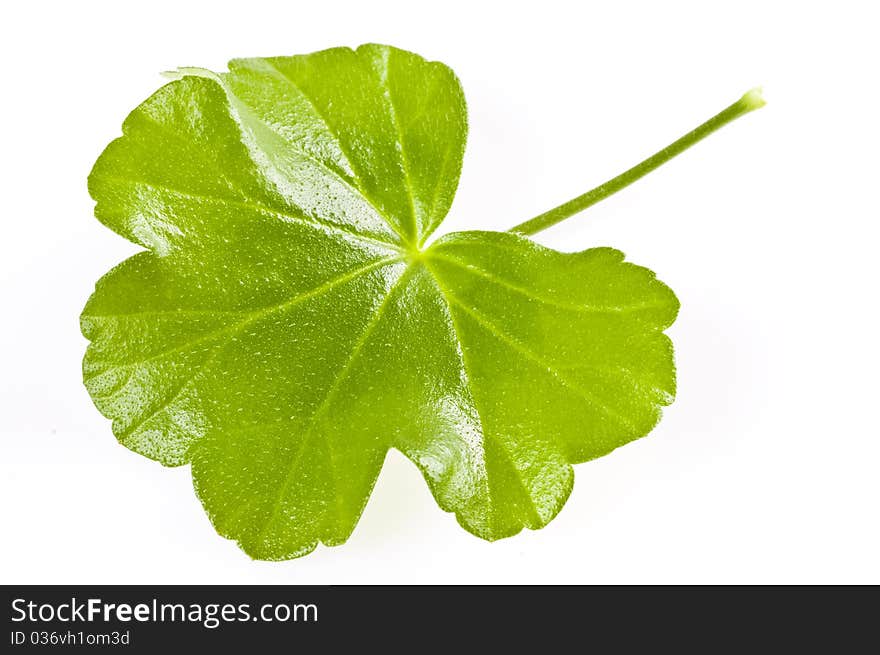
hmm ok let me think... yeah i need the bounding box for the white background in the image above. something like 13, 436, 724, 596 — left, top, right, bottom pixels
2, 1, 878, 584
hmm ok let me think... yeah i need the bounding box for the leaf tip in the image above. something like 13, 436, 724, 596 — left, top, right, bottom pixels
160, 66, 220, 82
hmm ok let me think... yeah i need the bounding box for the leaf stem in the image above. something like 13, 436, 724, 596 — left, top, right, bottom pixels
509, 88, 766, 236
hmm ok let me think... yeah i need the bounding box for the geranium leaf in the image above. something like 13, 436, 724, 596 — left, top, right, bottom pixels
83, 44, 681, 560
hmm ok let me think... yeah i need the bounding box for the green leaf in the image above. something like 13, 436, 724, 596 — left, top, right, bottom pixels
82, 44, 679, 560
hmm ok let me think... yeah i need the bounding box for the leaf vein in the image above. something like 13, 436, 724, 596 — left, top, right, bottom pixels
86, 257, 403, 372
254, 262, 415, 543
438, 285, 639, 432
120, 343, 225, 440
423, 268, 539, 526
97, 174, 403, 252
431, 253, 663, 315
257, 59, 410, 242
375, 48, 419, 239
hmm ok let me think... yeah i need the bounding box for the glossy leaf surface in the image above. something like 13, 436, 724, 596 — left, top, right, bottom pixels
83, 44, 678, 559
